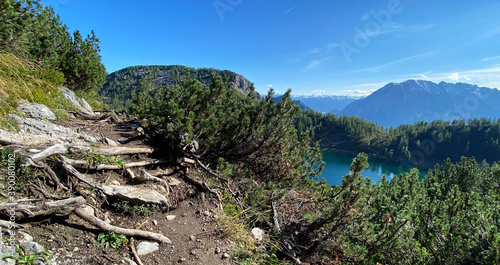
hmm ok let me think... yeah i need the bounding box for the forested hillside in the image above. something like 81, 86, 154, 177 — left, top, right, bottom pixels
297, 110, 500, 168
99, 65, 262, 111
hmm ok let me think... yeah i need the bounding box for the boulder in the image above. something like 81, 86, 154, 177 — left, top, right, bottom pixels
16, 103, 56, 120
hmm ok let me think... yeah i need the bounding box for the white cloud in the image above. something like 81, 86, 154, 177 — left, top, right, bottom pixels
305, 60, 321, 70
483, 25, 500, 38
306, 90, 326, 96
267, 84, 273, 88
338, 89, 377, 98
448, 72, 460, 81
420, 74, 430, 80
482, 55, 500, 61
449, 72, 472, 82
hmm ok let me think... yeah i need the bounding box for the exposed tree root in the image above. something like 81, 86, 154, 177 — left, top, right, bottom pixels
183, 173, 223, 211
0, 196, 85, 219
74, 205, 172, 244
63, 156, 167, 170
70, 146, 155, 156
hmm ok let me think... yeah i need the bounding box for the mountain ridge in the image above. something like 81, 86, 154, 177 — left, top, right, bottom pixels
99, 65, 262, 111
340, 79, 500, 127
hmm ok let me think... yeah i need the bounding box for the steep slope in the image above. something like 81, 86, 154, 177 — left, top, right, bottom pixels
340, 80, 500, 127
99, 65, 262, 111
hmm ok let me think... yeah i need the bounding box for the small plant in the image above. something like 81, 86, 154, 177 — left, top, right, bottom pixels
81, 151, 125, 168
97, 231, 128, 248
13, 245, 52, 265
132, 203, 161, 216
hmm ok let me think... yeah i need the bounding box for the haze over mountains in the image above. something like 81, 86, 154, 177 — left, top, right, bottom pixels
285, 80, 500, 128
339, 80, 500, 127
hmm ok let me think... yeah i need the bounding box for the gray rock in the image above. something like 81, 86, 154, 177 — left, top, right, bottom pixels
0, 259, 6, 265
18, 231, 34, 243
222, 252, 230, 259
136, 241, 159, 256
59, 87, 94, 116
20, 242, 45, 254
79, 98, 94, 115
251, 227, 265, 241
17, 103, 56, 120
101, 185, 168, 205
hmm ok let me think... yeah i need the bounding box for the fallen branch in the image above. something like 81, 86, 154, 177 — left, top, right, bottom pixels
75, 205, 171, 244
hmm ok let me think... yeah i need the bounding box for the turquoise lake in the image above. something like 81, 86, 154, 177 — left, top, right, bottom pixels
319, 152, 427, 185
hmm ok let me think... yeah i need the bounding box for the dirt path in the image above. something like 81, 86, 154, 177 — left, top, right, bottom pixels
22, 115, 237, 265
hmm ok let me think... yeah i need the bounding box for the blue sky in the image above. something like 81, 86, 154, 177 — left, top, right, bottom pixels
43, 0, 500, 96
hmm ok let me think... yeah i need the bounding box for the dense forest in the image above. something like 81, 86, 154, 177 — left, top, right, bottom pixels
99, 65, 261, 111
131, 75, 500, 264
0, 0, 107, 91
297, 110, 500, 169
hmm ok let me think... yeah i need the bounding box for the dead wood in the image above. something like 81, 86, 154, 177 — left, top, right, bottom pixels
29, 144, 68, 162
60, 156, 168, 205
272, 199, 302, 264
63, 156, 167, 170
0, 196, 85, 219
130, 220, 149, 265
39, 161, 68, 191
31, 178, 68, 200
59, 156, 101, 188
0, 219, 25, 229
70, 146, 155, 156
74, 205, 172, 244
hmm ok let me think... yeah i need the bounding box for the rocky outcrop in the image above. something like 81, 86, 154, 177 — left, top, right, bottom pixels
16, 103, 56, 120
59, 87, 94, 116
0, 114, 99, 146
232, 74, 263, 99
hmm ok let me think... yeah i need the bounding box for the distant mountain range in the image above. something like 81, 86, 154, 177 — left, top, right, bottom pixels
340, 80, 500, 127
274, 95, 361, 113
